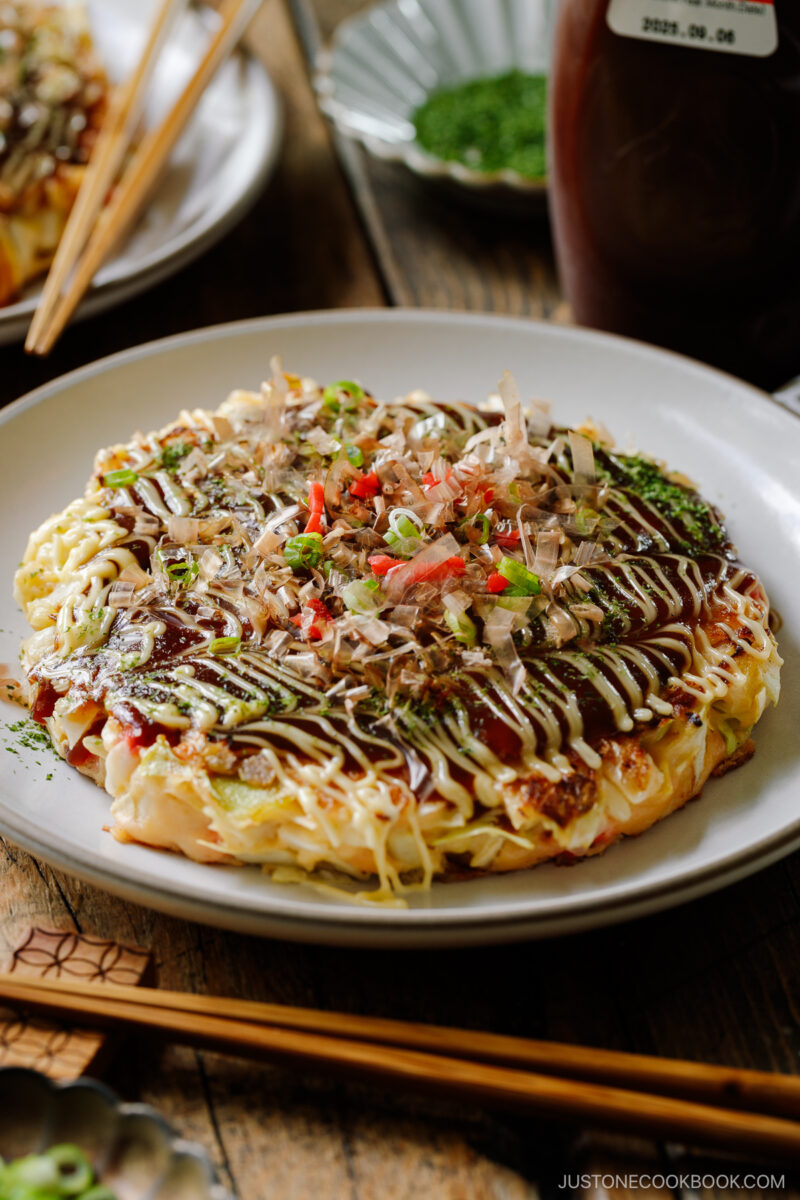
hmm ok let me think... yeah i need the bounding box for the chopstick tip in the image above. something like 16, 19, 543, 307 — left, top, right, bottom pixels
24, 331, 49, 357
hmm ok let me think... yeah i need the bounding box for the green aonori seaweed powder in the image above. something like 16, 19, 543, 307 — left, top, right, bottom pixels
412, 70, 547, 179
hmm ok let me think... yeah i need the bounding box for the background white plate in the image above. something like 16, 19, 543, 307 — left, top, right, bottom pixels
0, 0, 281, 344
1, 310, 798, 947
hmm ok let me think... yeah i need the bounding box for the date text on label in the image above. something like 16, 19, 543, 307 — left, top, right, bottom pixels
606, 0, 778, 58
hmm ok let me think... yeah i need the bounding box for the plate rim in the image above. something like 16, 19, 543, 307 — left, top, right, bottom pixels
3, 784, 800, 945
1, 306, 798, 944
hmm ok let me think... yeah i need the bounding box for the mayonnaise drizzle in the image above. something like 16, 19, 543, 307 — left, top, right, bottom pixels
16, 384, 778, 826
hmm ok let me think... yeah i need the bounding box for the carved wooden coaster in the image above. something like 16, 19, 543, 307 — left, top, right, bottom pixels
0, 927, 152, 1080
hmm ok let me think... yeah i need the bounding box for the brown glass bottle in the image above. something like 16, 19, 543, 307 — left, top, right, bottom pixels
548, 1, 800, 389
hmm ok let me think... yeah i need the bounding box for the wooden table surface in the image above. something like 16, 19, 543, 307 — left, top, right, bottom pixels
1, 1, 799, 1195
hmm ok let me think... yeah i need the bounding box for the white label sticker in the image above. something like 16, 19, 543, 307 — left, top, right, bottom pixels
606, 0, 779, 58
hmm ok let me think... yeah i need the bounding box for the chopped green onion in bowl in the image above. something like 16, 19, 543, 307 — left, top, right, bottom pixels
0, 1143, 113, 1199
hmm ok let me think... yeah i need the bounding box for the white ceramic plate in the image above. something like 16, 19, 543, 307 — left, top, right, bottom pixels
1, 310, 798, 947
0, 0, 281, 345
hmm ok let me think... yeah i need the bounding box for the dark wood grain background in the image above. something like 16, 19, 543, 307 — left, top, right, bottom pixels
1, 1, 797, 1195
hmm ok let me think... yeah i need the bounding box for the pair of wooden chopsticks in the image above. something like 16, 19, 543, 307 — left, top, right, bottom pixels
26, 0, 261, 357
2, 973, 800, 1163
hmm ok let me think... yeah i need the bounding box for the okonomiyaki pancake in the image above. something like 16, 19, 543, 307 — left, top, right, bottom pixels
14, 368, 781, 902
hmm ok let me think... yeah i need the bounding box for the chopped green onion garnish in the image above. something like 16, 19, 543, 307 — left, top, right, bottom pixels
496, 594, 534, 611
284, 532, 324, 571
444, 609, 477, 647
391, 514, 421, 540
575, 505, 600, 535
159, 441, 192, 471
167, 560, 198, 584
388, 508, 424, 537
344, 443, 364, 467
209, 636, 241, 655
498, 556, 541, 595
384, 510, 424, 556
322, 380, 365, 413
102, 468, 138, 488
462, 513, 491, 544
342, 578, 384, 615
383, 531, 423, 558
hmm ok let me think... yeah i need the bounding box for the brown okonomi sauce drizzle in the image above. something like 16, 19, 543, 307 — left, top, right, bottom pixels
25, 375, 771, 800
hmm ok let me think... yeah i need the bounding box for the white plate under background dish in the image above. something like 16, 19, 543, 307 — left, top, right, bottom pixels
0, 0, 280, 345
315, 0, 553, 206
0, 310, 798, 947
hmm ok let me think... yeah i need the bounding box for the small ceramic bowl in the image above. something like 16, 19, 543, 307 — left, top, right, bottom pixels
314, 0, 555, 208
0, 1068, 234, 1200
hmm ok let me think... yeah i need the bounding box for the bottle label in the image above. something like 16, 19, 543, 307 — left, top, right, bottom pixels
606, 0, 778, 57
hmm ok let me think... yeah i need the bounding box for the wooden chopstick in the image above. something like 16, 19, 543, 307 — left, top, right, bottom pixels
29, 0, 262, 357
1, 974, 799, 1162
25, 0, 186, 353
3, 973, 799, 1122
